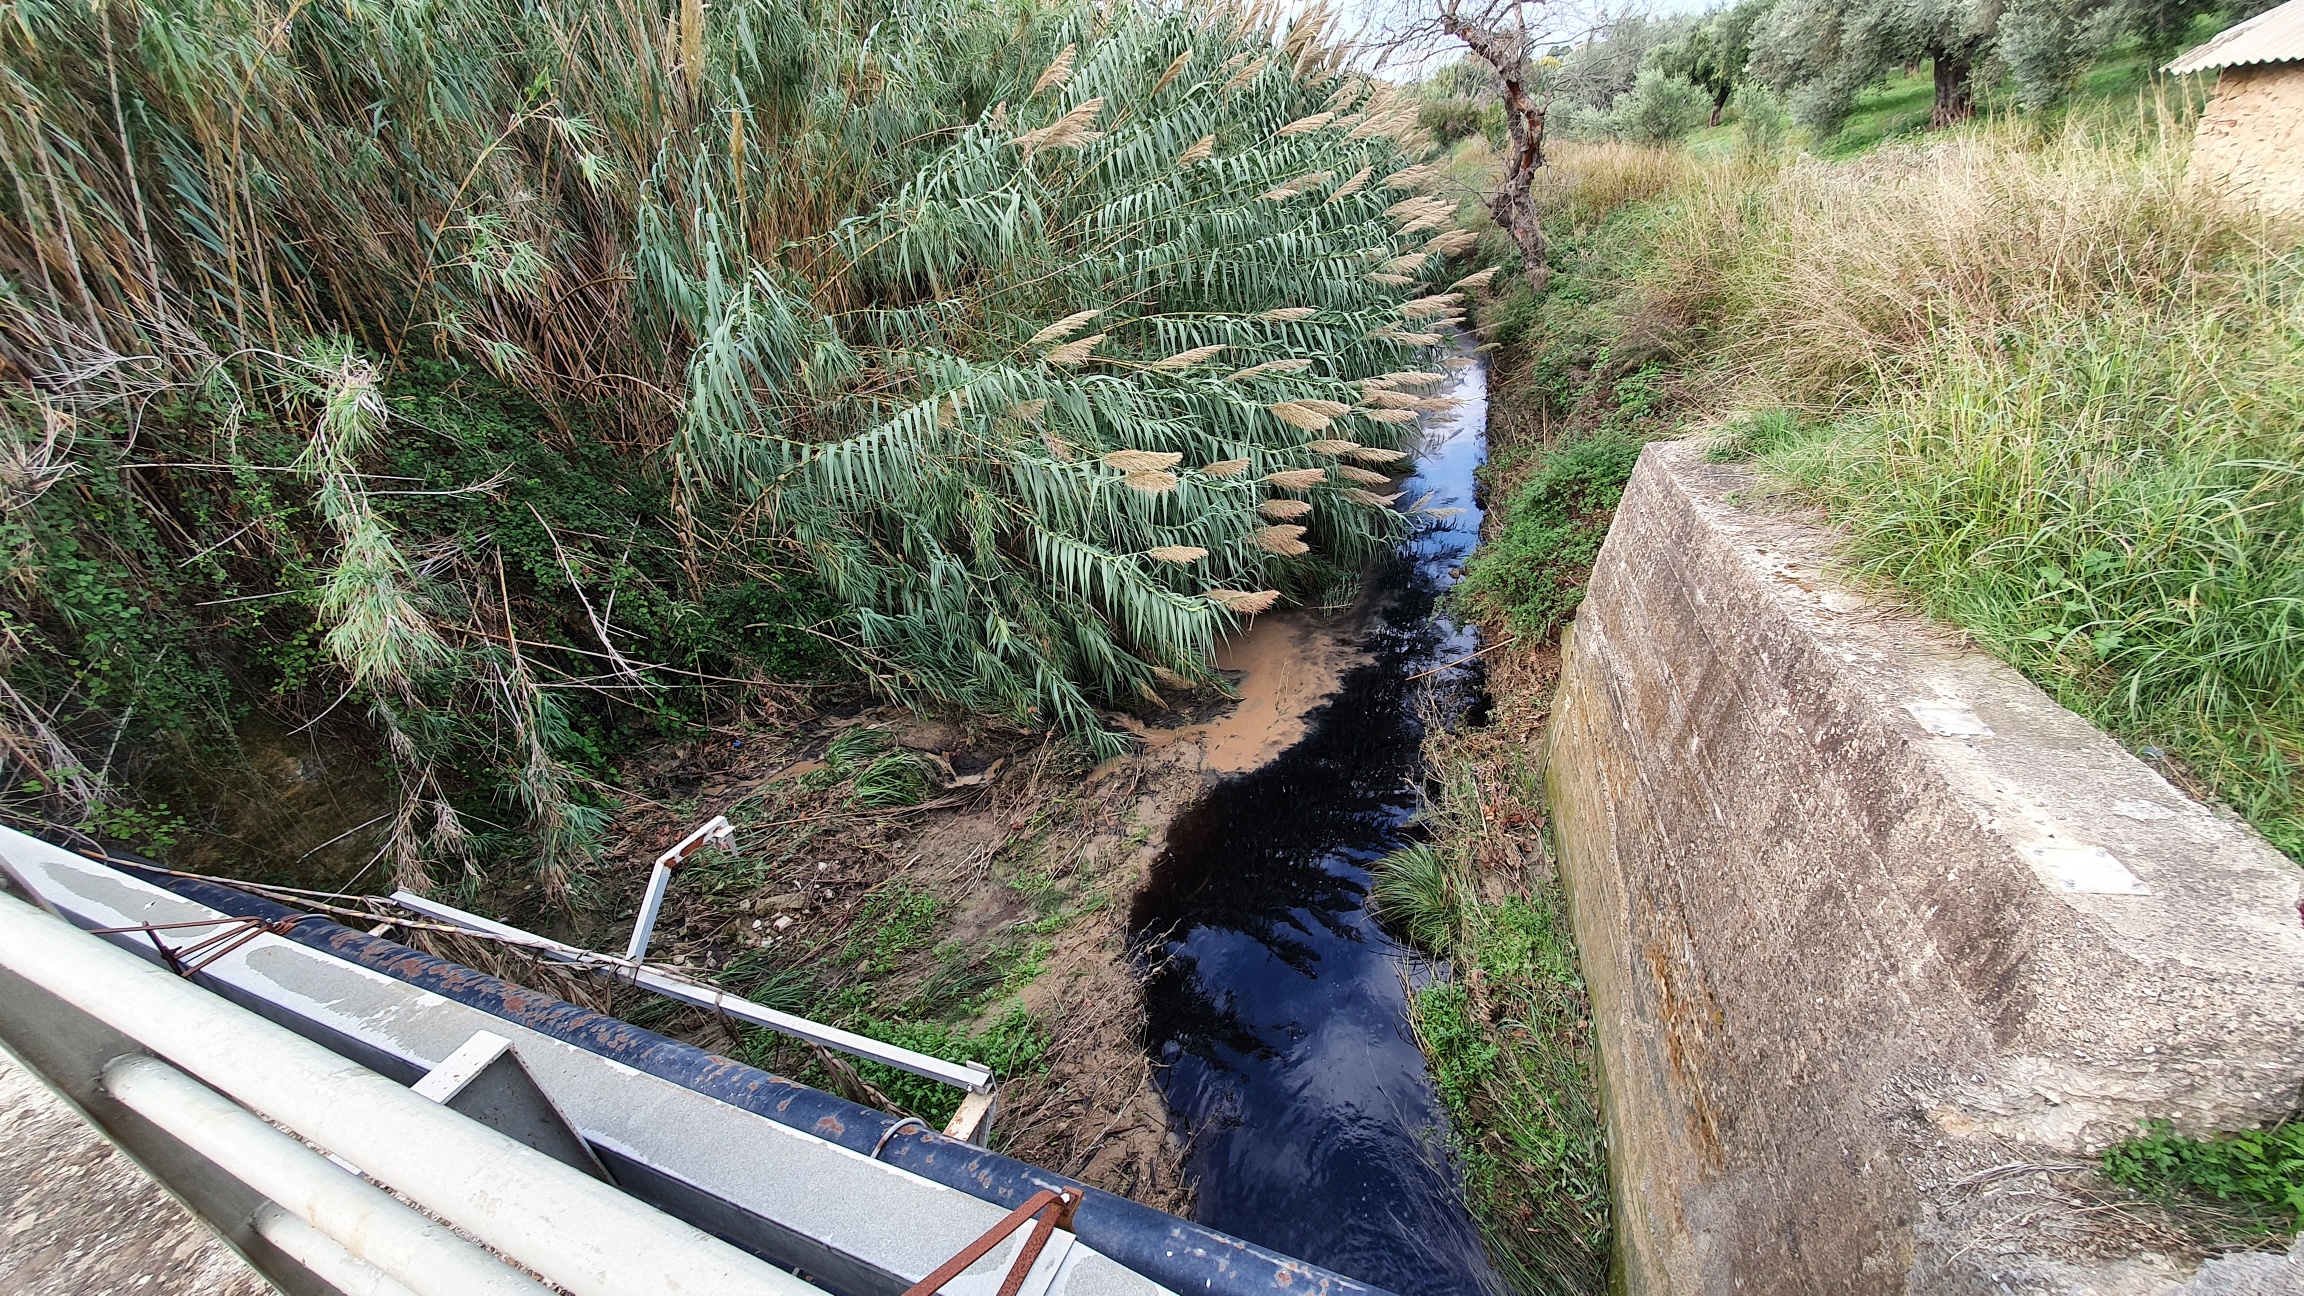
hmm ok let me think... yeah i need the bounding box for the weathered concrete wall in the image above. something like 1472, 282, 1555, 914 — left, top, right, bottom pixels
1545, 442, 2304, 1294
2189, 64, 2304, 217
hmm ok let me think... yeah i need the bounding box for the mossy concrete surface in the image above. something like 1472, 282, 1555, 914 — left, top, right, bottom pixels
1545, 441, 2304, 1293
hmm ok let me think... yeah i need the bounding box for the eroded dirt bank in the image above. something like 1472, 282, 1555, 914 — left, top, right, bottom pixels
404, 605, 1370, 1210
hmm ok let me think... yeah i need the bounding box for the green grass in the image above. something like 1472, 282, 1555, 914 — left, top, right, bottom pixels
1457, 431, 1646, 637
2106, 1118, 2304, 1231
1374, 754, 1609, 1295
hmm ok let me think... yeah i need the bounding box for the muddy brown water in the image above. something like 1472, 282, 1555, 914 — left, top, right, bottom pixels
1129, 349, 1502, 1296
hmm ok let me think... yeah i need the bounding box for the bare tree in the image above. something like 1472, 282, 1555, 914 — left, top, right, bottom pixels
1380, 0, 1597, 296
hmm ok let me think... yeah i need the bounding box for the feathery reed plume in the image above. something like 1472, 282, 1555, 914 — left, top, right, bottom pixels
1343, 488, 1400, 507
1221, 54, 1268, 93
1206, 589, 1282, 614
1019, 98, 1106, 156
1200, 458, 1253, 478
1399, 293, 1463, 319
1125, 470, 1180, 493
1177, 134, 1216, 165
1304, 439, 1359, 455
1254, 524, 1310, 554
1259, 498, 1314, 519
1258, 170, 1333, 201
1045, 332, 1107, 366
1336, 465, 1390, 485
1413, 396, 1463, 412
1258, 306, 1318, 321
1152, 344, 1228, 370
1364, 389, 1423, 408
1033, 45, 1077, 96
1366, 273, 1414, 287
1103, 449, 1185, 471
1144, 545, 1210, 563
1027, 310, 1102, 347
1267, 401, 1332, 430
1345, 447, 1407, 464
1298, 400, 1352, 416
1452, 266, 1500, 290
1424, 229, 1480, 256
1361, 408, 1418, 423
1263, 467, 1328, 489
1384, 163, 1437, 190
1153, 50, 1194, 95
1277, 111, 1334, 136
1227, 357, 1313, 380
1152, 666, 1195, 690
1384, 252, 1429, 275
1327, 166, 1373, 203
1041, 428, 1076, 461
1011, 398, 1050, 420
1388, 371, 1450, 387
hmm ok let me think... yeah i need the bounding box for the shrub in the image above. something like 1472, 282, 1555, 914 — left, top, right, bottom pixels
1602, 68, 1710, 144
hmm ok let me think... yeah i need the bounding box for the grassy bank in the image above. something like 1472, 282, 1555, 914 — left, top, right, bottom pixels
1410, 76, 2303, 1276
1375, 653, 1609, 1294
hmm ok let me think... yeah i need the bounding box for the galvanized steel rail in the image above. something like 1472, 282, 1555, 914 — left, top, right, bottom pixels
0, 888, 824, 1296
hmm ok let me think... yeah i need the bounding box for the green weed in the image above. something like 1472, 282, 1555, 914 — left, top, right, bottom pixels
1457, 431, 1647, 638
2105, 1119, 2304, 1229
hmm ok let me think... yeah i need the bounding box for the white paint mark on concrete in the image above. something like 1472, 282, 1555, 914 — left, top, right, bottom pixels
1905, 701, 1994, 737
2024, 844, 2151, 895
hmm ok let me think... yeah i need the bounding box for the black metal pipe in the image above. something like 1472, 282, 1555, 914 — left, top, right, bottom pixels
118, 863, 1395, 1296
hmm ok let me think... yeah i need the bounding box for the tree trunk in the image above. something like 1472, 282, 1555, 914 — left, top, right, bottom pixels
1709, 84, 1731, 128
1442, 13, 1549, 294
1930, 48, 1975, 127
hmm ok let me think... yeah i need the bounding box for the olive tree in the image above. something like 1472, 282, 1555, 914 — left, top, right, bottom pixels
1747, 0, 1998, 131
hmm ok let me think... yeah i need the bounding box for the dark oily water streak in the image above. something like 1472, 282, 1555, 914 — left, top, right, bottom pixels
1130, 346, 1497, 1296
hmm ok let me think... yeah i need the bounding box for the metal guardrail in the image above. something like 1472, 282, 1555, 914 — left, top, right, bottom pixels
0, 887, 825, 1296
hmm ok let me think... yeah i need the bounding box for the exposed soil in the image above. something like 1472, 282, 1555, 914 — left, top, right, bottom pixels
397, 607, 1370, 1213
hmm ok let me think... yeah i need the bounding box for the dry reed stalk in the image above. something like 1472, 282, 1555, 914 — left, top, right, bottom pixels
1327, 167, 1372, 203
1152, 344, 1228, 370
1153, 50, 1193, 95
1027, 310, 1102, 347
1103, 450, 1183, 471
1205, 589, 1281, 613
1226, 358, 1311, 380
1266, 401, 1332, 430
1220, 55, 1268, 93
1252, 524, 1309, 554
1044, 332, 1107, 366
1033, 45, 1077, 96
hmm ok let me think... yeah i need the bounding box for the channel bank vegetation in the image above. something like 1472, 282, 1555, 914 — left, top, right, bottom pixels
1375, 0, 2303, 1284
0, 0, 1478, 902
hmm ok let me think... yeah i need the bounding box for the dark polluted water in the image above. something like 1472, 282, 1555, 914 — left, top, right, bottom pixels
1129, 348, 1499, 1296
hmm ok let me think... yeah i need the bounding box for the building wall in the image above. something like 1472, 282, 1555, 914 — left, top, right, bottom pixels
2190, 63, 2304, 216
